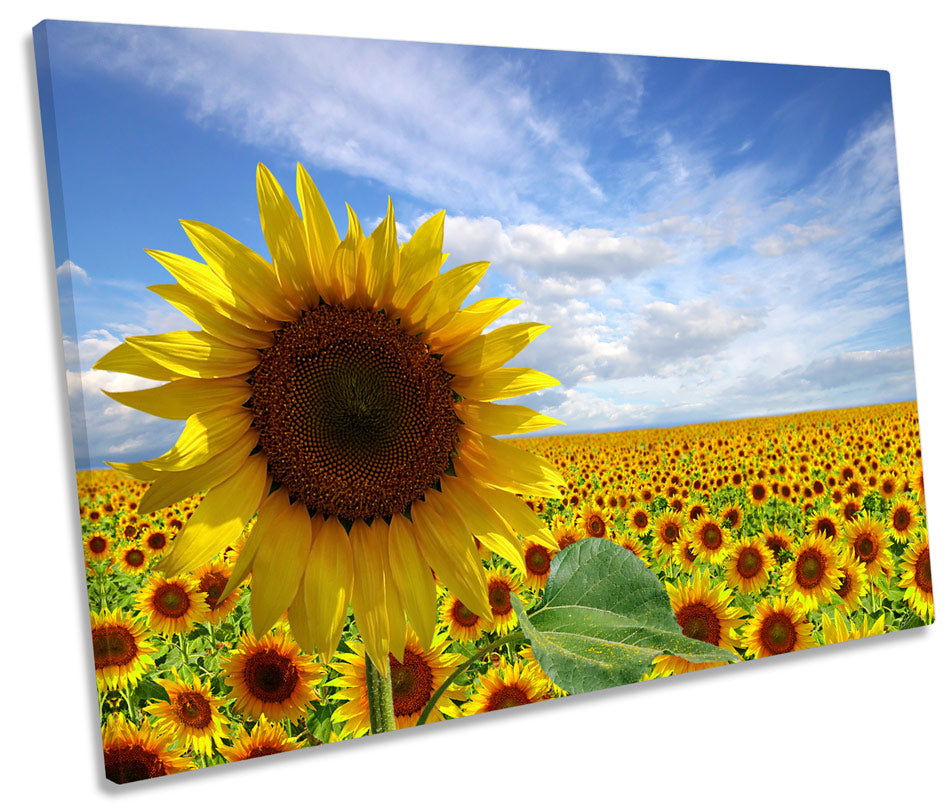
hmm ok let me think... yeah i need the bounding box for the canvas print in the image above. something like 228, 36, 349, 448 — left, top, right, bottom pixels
34, 20, 933, 784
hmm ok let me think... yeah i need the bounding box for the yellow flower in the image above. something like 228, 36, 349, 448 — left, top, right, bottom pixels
90, 608, 156, 690
101, 715, 193, 783
820, 610, 886, 644
96, 163, 563, 671
742, 595, 817, 658
898, 530, 934, 622
723, 534, 774, 594
135, 573, 207, 637
781, 533, 843, 611
463, 660, 550, 714
218, 717, 306, 762
145, 669, 228, 757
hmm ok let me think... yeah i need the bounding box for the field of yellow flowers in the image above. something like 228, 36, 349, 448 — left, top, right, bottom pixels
80, 399, 931, 782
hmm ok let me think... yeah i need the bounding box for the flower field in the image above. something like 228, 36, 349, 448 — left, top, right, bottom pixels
81, 399, 931, 781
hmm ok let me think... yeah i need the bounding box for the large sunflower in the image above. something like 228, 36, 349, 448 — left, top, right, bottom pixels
145, 670, 228, 757
723, 534, 774, 595
96, 164, 563, 671
328, 630, 466, 736
90, 608, 156, 691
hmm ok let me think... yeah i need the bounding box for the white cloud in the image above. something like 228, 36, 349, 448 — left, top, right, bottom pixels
752, 220, 839, 257
56, 259, 89, 283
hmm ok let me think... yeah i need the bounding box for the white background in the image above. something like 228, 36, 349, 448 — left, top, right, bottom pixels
4, 2, 947, 806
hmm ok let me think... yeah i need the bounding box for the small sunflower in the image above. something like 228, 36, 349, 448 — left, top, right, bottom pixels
833, 548, 870, 613
439, 591, 488, 642
522, 539, 555, 591
614, 532, 647, 560
551, 516, 582, 550
145, 670, 228, 757
97, 163, 564, 672
579, 503, 609, 539
723, 535, 774, 594
91, 608, 156, 690
136, 573, 207, 636
843, 515, 892, 580
218, 717, 306, 761
887, 497, 919, 541
688, 517, 732, 565
101, 715, 193, 784
761, 524, 794, 556
652, 509, 686, 562
222, 628, 324, 722
721, 503, 743, 531
807, 509, 841, 544
193, 559, 242, 623
898, 531, 934, 622
672, 533, 701, 573
628, 506, 651, 533
820, 610, 886, 645
463, 660, 550, 714
143, 529, 170, 556
329, 630, 466, 736
116, 544, 149, 576
485, 565, 524, 634
84, 533, 111, 564
742, 595, 816, 658
781, 533, 842, 611
748, 480, 769, 507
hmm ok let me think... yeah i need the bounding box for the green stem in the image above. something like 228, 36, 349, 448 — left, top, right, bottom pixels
124, 685, 137, 724
416, 631, 525, 727
365, 651, 396, 734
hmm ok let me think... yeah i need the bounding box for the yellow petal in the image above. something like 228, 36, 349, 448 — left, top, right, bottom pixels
304, 516, 354, 663
387, 514, 437, 647
327, 205, 364, 304
428, 297, 523, 352
145, 248, 282, 333
456, 400, 564, 435
106, 460, 158, 481
127, 331, 260, 379
440, 323, 550, 377
392, 210, 445, 309
257, 163, 317, 310
363, 198, 398, 309
147, 284, 274, 349
451, 367, 561, 401
250, 495, 313, 638
139, 404, 253, 472
401, 261, 489, 334
180, 219, 298, 323
296, 164, 341, 298
456, 426, 564, 497
103, 378, 251, 421
439, 476, 525, 568
385, 552, 407, 664
411, 491, 491, 619
160, 454, 268, 576
135, 431, 258, 515
93, 341, 178, 381
286, 579, 315, 654
219, 489, 285, 601
349, 519, 390, 672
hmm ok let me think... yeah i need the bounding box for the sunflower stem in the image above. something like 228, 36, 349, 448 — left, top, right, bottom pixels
416, 631, 525, 727
365, 652, 396, 734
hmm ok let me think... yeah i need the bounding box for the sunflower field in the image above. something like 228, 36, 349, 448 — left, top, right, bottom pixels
80, 398, 932, 782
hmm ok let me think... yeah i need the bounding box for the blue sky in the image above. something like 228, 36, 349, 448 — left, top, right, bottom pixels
35, 20, 915, 469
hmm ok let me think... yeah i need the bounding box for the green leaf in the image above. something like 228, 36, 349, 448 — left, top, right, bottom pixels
512, 538, 739, 694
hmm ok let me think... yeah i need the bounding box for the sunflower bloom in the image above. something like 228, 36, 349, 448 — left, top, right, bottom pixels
136, 573, 207, 636
898, 531, 934, 622
781, 533, 843, 611
145, 670, 229, 757
91, 608, 156, 690
820, 610, 886, 645
843, 515, 892, 580
463, 660, 550, 714
96, 163, 563, 670
329, 630, 466, 737
723, 535, 774, 594
742, 595, 817, 658
218, 717, 306, 762
101, 715, 193, 784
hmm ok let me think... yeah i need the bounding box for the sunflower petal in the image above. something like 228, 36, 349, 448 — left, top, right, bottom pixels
451, 367, 561, 401
363, 198, 398, 309
456, 426, 565, 497
296, 164, 341, 297
148, 284, 274, 350
93, 341, 178, 381
138, 404, 253, 472
388, 514, 437, 648
257, 163, 317, 310
250, 495, 313, 638
327, 205, 364, 304
286, 580, 315, 654
428, 297, 522, 351
456, 401, 564, 435
160, 454, 268, 576
219, 489, 285, 601
411, 491, 491, 619
440, 323, 550, 377
304, 516, 354, 664
180, 220, 298, 323
127, 331, 260, 379
103, 378, 251, 421
135, 431, 259, 515
392, 210, 445, 309
349, 519, 390, 673
402, 261, 489, 334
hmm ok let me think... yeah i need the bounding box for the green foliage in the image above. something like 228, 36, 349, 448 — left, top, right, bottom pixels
512, 538, 739, 694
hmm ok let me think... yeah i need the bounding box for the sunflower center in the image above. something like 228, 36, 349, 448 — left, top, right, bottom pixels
701, 524, 723, 549
795, 551, 825, 589
389, 650, 434, 716
752, 484, 766, 500
676, 603, 721, 644
146, 532, 167, 551
815, 518, 836, 538
485, 685, 532, 711
153, 584, 190, 618
125, 549, 145, 567
664, 524, 679, 542
176, 691, 212, 728
451, 602, 480, 627
737, 547, 763, 578
104, 745, 166, 784
243, 650, 299, 703
855, 534, 876, 561
249, 305, 458, 521
893, 508, 911, 531
198, 571, 228, 609
92, 626, 136, 669
488, 581, 513, 616
586, 515, 606, 537
915, 549, 932, 592
88, 536, 107, 554
836, 570, 853, 598
525, 545, 551, 576
761, 614, 795, 654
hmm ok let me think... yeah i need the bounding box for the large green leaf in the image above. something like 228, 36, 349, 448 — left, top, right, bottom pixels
512, 537, 740, 694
